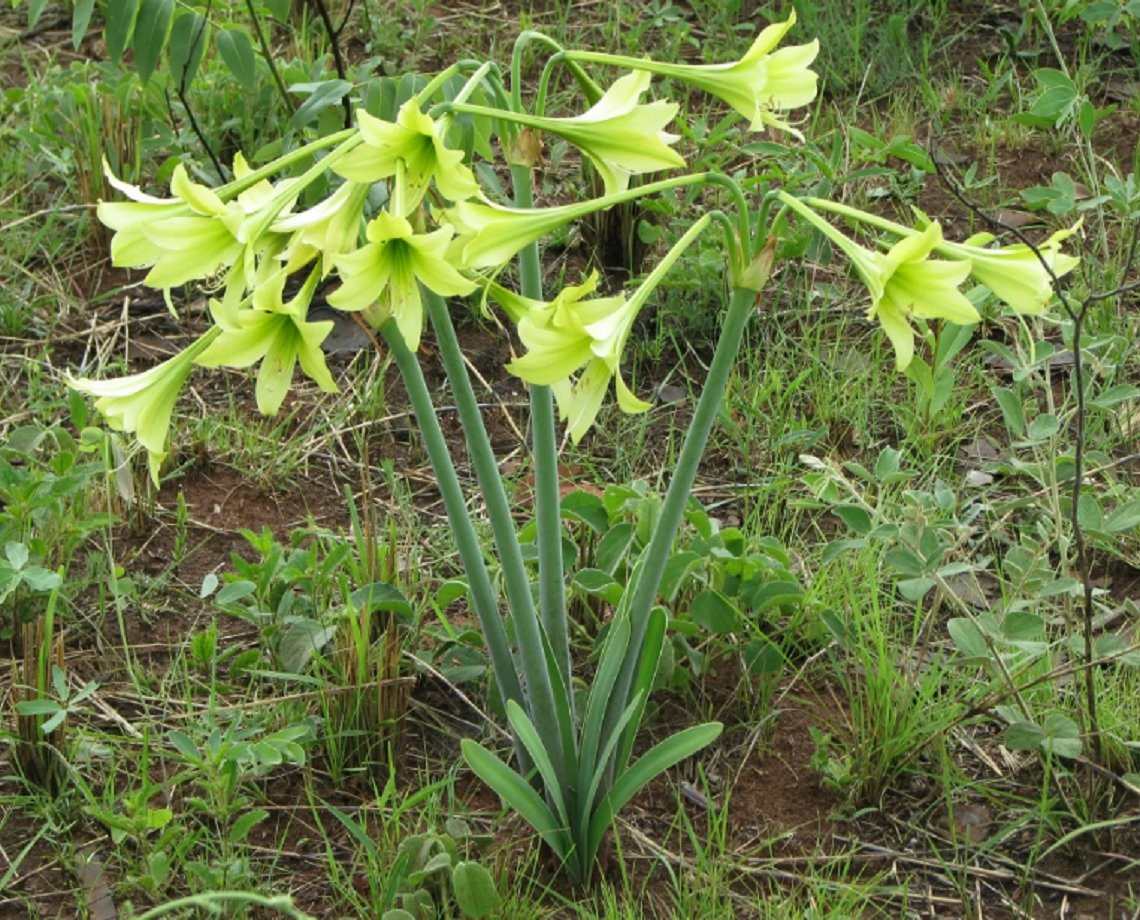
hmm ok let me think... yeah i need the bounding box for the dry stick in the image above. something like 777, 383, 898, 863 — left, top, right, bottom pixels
929, 142, 1138, 763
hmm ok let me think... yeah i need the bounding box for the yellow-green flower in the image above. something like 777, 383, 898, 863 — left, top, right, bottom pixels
98, 157, 296, 293
68, 330, 220, 484
936, 225, 1081, 315
495, 216, 710, 441
501, 272, 650, 441
273, 180, 370, 276
333, 101, 479, 211
329, 210, 476, 349
569, 12, 818, 139
455, 71, 684, 195
779, 193, 979, 370
194, 271, 338, 415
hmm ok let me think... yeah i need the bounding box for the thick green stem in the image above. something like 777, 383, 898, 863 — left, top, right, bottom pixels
605, 285, 760, 770
377, 320, 524, 711
422, 291, 569, 782
510, 163, 573, 705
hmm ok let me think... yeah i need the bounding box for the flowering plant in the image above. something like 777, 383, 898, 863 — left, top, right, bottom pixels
71, 11, 1077, 885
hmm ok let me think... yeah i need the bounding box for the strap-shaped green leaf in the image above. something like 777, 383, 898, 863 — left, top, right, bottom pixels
577, 615, 630, 802
588, 722, 721, 860
460, 739, 569, 862
71, 0, 96, 49
505, 700, 570, 832
615, 605, 667, 775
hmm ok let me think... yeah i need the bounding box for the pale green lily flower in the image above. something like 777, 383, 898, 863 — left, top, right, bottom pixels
333, 101, 478, 211
503, 272, 650, 442
273, 181, 370, 276
935, 225, 1081, 315
329, 210, 477, 350
68, 330, 220, 484
569, 11, 818, 139
779, 193, 979, 370
194, 271, 338, 415
801, 197, 1081, 316
453, 71, 684, 196
98, 157, 297, 293
499, 216, 710, 441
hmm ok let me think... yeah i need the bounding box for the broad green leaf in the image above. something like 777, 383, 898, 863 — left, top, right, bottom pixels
833, 504, 872, 535
105, 0, 139, 63
1003, 720, 1044, 751
14, 699, 59, 717
290, 79, 353, 131
350, 582, 412, 615
595, 522, 636, 574
5, 542, 29, 570
1003, 611, 1045, 643
72, 0, 97, 49
216, 28, 257, 88
690, 589, 738, 634
588, 722, 721, 862
1105, 499, 1140, 534
874, 446, 902, 480
168, 11, 208, 88
1041, 713, 1082, 759
561, 490, 608, 533
1027, 413, 1060, 441
744, 579, 804, 612
228, 808, 268, 843
132, 0, 173, 84
452, 861, 499, 918
21, 566, 62, 592
897, 577, 935, 601
948, 618, 988, 659
461, 740, 568, 860
884, 546, 924, 577
992, 386, 1025, 437
1090, 384, 1140, 409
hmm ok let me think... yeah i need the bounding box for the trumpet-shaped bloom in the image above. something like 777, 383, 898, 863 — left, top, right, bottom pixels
447, 198, 599, 269
501, 273, 653, 442
853, 224, 980, 371
780, 193, 980, 370
273, 181, 369, 275
936, 225, 1080, 315
333, 102, 478, 211
575, 12, 818, 138
500, 71, 684, 195
98, 157, 296, 293
68, 331, 219, 484
194, 272, 338, 415
329, 210, 476, 349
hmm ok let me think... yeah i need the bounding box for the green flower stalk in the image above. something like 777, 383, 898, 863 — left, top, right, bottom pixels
329, 209, 477, 350
195, 269, 339, 415
333, 100, 479, 211
449, 70, 685, 195
779, 192, 979, 370
802, 198, 1081, 315
566, 11, 819, 138
68, 329, 221, 484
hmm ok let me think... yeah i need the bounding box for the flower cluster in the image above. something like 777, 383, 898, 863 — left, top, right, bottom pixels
72, 13, 1077, 485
